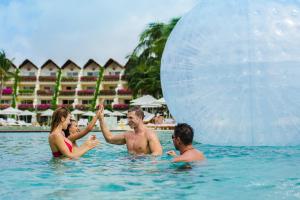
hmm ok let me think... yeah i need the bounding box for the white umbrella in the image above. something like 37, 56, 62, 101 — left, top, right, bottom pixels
71, 109, 85, 115
111, 111, 125, 117
18, 110, 35, 116
130, 95, 157, 106
0, 107, 22, 115
82, 111, 95, 117
104, 109, 113, 115
40, 109, 54, 117
141, 103, 162, 108
155, 97, 166, 105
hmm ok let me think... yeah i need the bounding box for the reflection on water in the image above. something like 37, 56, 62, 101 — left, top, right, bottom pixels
0, 132, 299, 200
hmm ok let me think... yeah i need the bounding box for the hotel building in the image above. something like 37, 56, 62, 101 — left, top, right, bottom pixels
0, 58, 132, 112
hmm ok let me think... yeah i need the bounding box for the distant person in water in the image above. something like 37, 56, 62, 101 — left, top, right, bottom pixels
167, 123, 205, 162
64, 109, 101, 150
48, 107, 99, 159
98, 105, 162, 155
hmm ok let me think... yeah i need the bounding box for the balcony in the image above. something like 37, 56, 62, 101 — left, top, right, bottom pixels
77, 90, 95, 96
18, 89, 34, 96
99, 90, 116, 96
39, 76, 57, 82
75, 104, 90, 111
37, 90, 54, 96
117, 89, 132, 95
113, 104, 129, 110
61, 77, 78, 82
59, 90, 76, 96
20, 76, 36, 82
103, 75, 119, 82
80, 76, 97, 82
0, 104, 10, 109
2, 88, 13, 95
121, 75, 127, 81
36, 104, 51, 111
18, 104, 34, 110
58, 104, 73, 110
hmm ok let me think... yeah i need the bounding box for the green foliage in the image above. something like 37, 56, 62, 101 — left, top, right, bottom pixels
91, 67, 104, 111
11, 68, 19, 108
0, 50, 15, 100
125, 18, 180, 98
51, 69, 62, 110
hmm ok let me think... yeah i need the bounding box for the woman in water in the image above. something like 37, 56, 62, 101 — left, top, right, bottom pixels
64, 109, 101, 150
48, 107, 99, 159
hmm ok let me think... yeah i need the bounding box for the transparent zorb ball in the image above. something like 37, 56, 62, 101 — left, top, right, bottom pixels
161, 0, 300, 146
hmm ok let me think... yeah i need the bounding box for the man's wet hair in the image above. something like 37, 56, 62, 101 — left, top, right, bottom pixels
174, 123, 194, 145
128, 106, 144, 119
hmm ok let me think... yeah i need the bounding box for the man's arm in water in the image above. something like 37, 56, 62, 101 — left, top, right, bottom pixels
166, 150, 188, 162
148, 130, 163, 156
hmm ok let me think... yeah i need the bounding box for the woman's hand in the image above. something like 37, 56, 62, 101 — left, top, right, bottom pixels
84, 136, 100, 149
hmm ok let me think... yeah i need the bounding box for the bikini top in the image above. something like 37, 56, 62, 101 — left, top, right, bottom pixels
52, 140, 73, 157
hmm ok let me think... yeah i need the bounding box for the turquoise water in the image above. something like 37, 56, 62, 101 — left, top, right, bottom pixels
0, 132, 300, 200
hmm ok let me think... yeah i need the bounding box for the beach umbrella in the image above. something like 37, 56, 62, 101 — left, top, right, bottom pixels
130, 95, 157, 106
155, 97, 166, 105
18, 110, 35, 116
71, 109, 85, 115
104, 109, 113, 115
0, 107, 22, 115
18, 110, 36, 123
111, 111, 125, 117
40, 109, 54, 116
82, 111, 95, 117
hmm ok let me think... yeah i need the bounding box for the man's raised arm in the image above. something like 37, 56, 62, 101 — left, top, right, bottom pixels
98, 105, 126, 145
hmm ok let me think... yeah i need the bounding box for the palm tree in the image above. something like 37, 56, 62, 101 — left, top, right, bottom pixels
125, 18, 180, 98
0, 50, 15, 101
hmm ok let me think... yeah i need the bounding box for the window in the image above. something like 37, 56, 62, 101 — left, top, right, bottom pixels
87, 72, 97, 76
86, 86, 95, 90
23, 86, 35, 90
67, 72, 78, 77
62, 100, 74, 104
82, 100, 93, 104
50, 72, 56, 77
104, 99, 113, 105
29, 72, 35, 76
115, 72, 120, 75
0, 100, 11, 104
21, 100, 33, 104
41, 100, 51, 104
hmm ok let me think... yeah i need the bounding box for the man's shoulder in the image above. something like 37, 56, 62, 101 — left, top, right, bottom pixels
145, 128, 158, 139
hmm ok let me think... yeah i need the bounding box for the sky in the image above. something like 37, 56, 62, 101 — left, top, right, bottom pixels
0, 0, 198, 67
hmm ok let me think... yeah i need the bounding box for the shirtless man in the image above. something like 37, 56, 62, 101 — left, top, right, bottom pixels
167, 123, 205, 162
98, 105, 162, 156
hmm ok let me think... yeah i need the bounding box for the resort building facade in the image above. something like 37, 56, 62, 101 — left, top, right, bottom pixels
0, 58, 132, 112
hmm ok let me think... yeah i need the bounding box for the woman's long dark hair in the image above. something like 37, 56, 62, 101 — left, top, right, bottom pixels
64, 119, 76, 138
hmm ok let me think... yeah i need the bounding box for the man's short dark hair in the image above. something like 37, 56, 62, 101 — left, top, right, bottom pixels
128, 106, 144, 119
174, 123, 194, 145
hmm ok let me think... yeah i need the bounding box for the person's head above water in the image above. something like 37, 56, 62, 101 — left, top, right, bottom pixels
127, 106, 144, 128
51, 107, 71, 132
172, 123, 194, 150
64, 119, 78, 138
